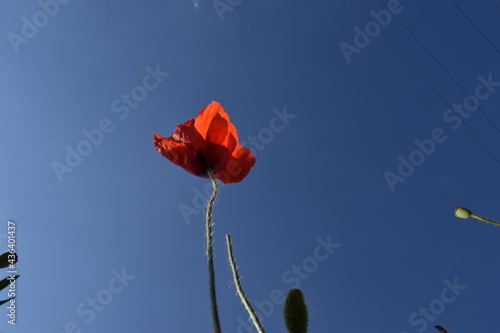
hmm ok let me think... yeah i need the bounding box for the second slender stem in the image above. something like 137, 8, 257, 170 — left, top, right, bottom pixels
206, 169, 222, 333
471, 214, 500, 226
226, 233, 266, 333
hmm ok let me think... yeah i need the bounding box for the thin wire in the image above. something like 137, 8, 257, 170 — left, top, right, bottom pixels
392, 64, 500, 192
486, 0, 500, 14
448, 0, 500, 55
411, 92, 500, 193
349, 0, 500, 169
350, 0, 500, 192
375, 0, 500, 138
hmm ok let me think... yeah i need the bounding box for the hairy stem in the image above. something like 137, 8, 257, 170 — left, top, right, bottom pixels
226, 234, 266, 333
206, 169, 222, 333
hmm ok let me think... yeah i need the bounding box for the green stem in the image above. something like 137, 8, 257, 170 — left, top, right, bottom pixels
226, 234, 266, 333
471, 214, 500, 226
206, 169, 222, 333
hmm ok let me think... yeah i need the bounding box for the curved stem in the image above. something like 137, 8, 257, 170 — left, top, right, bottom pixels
206, 169, 222, 333
471, 214, 500, 226
226, 234, 266, 333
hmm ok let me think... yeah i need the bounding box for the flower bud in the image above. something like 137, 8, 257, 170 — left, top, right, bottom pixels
284, 288, 308, 333
454, 207, 473, 219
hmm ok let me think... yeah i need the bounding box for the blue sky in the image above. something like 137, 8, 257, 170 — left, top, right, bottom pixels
1, 0, 500, 332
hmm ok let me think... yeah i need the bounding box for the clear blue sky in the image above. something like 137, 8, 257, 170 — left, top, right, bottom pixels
1, 1, 500, 332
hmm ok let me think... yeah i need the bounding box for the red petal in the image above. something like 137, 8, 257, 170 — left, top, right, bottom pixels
194, 101, 229, 140
206, 113, 228, 145
171, 119, 206, 151
215, 145, 256, 184
154, 101, 255, 183
153, 132, 207, 177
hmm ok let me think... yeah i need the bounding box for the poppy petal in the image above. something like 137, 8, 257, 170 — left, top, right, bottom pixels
215, 146, 256, 184
222, 124, 238, 153
206, 113, 228, 145
154, 101, 255, 183
153, 133, 207, 177
194, 101, 229, 140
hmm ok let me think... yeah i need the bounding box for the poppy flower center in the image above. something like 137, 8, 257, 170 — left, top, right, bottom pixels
197, 151, 209, 170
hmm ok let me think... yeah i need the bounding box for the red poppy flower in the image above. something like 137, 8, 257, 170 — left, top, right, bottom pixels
153, 101, 256, 184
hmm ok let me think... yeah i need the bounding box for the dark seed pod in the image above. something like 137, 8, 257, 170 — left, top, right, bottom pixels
284, 289, 308, 333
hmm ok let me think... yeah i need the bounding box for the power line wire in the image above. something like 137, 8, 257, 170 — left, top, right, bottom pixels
349, 0, 500, 167
375, 0, 500, 139
486, 0, 500, 14
348, 0, 500, 189
448, 0, 500, 55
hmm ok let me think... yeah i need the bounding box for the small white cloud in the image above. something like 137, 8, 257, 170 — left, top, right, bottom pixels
192, 0, 199, 8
